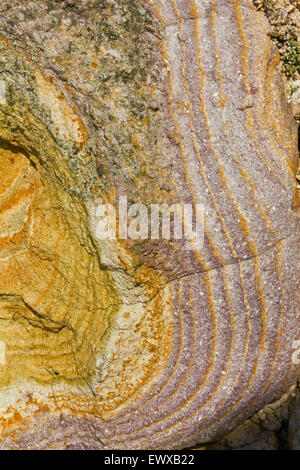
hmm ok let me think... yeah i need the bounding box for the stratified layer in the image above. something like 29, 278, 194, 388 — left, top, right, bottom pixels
0, 0, 298, 450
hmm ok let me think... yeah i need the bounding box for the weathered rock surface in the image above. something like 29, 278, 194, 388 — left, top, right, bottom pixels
196, 382, 300, 449
0, 0, 298, 449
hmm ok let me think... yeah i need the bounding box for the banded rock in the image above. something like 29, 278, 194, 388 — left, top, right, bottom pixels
0, 0, 298, 450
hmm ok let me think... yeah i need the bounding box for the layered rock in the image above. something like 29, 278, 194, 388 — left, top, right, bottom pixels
0, 0, 298, 449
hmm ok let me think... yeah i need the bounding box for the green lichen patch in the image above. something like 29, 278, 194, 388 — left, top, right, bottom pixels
281, 36, 300, 78
254, 0, 275, 11
254, 0, 300, 81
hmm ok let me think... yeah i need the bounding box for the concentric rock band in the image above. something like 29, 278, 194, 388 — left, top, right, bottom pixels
0, 0, 298, 450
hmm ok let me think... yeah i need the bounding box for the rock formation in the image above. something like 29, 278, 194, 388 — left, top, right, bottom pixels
0, 0, 298, 450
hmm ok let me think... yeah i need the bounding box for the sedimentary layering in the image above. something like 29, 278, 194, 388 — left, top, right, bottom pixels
0, 0, 298, 449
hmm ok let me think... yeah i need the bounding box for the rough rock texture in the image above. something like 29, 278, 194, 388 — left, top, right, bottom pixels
0, 0, 298, 450
195, 381, 300, 449
253, 0, 300, 120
